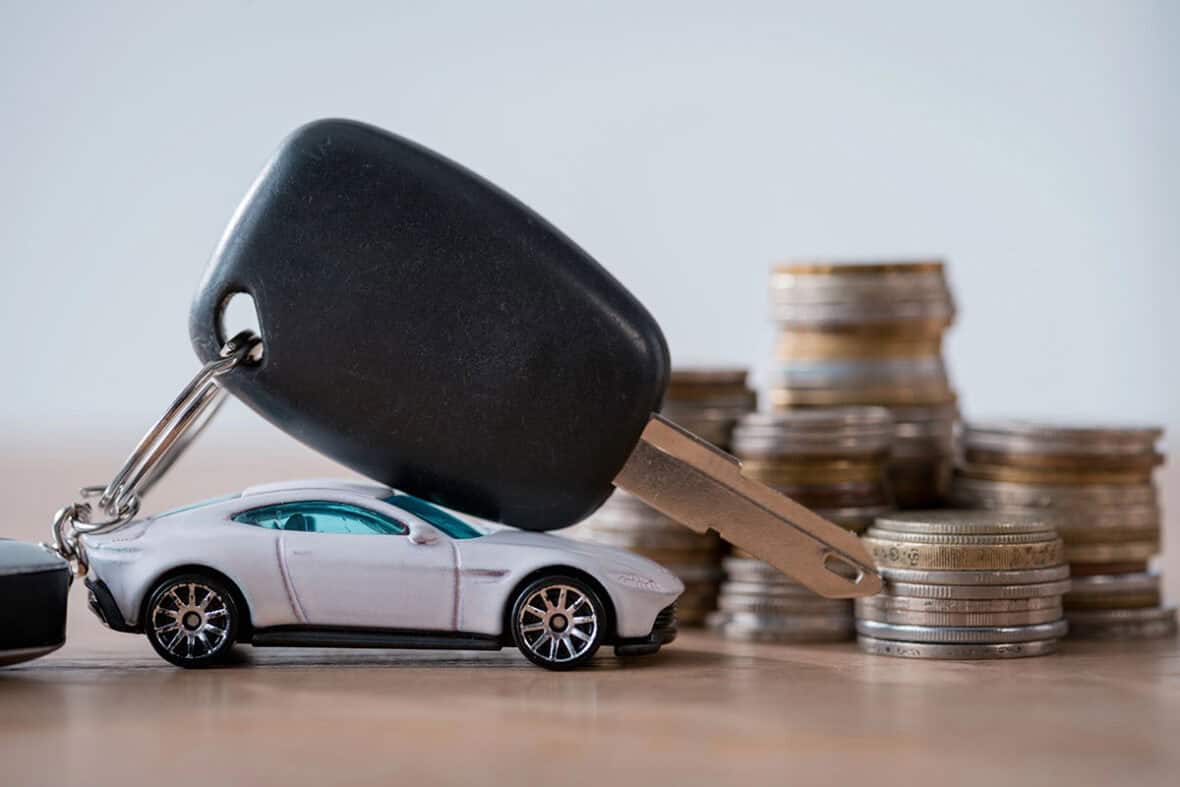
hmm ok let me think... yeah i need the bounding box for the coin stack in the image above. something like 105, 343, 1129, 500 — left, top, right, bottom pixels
951, 422, 1176, 639
769, 261, 959, 508
564, 368, 756, 625
855, 510, 1070, 659
710, 407, 894, 642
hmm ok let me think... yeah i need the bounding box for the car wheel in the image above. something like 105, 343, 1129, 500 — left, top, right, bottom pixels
144, 573, 240, 668
511, 575, 606, 670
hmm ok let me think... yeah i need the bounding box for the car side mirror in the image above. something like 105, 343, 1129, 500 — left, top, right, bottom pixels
408, 527, 439, 546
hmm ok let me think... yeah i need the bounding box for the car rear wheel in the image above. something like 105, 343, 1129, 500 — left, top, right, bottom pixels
144, 573, 240, 668
510, 575, 605, 670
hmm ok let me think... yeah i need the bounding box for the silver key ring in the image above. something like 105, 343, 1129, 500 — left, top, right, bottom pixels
50, 330, 261, 568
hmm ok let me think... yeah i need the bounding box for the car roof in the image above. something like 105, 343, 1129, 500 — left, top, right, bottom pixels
240, 478, 394, 498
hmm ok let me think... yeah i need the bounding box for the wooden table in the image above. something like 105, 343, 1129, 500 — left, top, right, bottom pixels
2, 440, 1178, 786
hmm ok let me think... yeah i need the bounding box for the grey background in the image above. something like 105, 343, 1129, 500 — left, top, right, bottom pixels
2, 0, 1177, 578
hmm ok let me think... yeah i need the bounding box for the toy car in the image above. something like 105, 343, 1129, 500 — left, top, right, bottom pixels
80, 479, 683, 670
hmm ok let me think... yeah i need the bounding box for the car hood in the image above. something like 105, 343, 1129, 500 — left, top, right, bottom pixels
472, 529, 680, 583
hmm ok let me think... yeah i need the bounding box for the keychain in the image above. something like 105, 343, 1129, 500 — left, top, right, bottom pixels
6, 118, 882, 671
0, 331, 259, 667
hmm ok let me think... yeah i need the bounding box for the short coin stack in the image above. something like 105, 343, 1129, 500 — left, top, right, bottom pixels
769, 261, 959, 507
564, 368, 756, 625
710, 407, 894, 642
951, 422, 1176, 639
855, 510, 1070, 658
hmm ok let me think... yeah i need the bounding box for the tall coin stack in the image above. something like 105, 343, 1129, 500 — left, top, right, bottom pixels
856, 510, 1070, 658
564, 368, 756, 625
770, 261, 959, 507
710, 407, 895, 642
951, 422, 1177, 639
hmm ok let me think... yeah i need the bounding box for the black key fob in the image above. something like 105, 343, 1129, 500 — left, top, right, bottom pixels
0, 540, 70, 666
192, 119, 669, 531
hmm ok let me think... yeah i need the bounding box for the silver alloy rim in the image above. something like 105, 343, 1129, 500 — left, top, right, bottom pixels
151, 582, 230, 659
518, 584, 598, 663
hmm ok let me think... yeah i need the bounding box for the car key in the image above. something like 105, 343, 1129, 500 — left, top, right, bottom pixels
190, 119, 881, 598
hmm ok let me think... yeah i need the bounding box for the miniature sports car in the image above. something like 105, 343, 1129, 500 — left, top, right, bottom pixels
80, 479, 682, 670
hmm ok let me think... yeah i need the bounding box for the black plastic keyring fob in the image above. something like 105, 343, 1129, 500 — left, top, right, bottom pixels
0, 539, 70, 666
192, 119, 669, 531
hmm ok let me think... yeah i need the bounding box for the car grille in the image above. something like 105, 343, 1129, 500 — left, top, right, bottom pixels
653, 603, 677, 632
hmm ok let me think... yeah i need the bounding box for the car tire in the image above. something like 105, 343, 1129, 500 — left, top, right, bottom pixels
143, 573, 241, 668
510, 575, 606, 670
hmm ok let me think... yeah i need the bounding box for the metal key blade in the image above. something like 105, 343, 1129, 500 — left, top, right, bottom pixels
614, 414, 883, 599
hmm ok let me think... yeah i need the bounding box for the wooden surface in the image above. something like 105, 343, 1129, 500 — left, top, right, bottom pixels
2, 441, 1179, 786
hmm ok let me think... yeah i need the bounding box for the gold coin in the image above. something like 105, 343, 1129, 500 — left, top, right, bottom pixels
774, 260, 946, 276
1065, 541, 1160, 563
770, 386, 957, 408
858, 595, 1062, 613
775, 332, 945, 361
862, 536, 1066, 570
1069, 561, 1149, 577
963, 448, 1163, 472
958, 463, 1155, 486
1063, 592, 1161, 610
741, 458, 887, 485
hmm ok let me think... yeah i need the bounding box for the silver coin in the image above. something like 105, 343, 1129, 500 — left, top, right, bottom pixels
857, 635, 1058, 659
719, 581, 826, 599
879, 564, 1071, 585
872, 509, 1051, 536
1062, 606, 1177, 625
1066, 613, 1178, 641
770, 357, 948, 388
719, 594, 852, 616
949, 477, 1157, 508
855, 605, 1062, 627
962, 421, 1162, 457
709, 611, 854, 642
856, 618, 1068, 644
865, 527, 1059, 546
882, 579, 1072, 600
1067, 572, 1160, 595
857, 595, 1062, 613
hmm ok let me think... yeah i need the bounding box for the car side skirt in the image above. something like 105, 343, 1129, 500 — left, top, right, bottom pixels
250, 625, 504, 651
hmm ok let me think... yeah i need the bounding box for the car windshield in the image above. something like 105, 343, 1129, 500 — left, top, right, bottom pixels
383, 494, 483, 539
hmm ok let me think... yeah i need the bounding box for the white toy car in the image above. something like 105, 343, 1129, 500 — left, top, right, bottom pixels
80, 479, 683, 670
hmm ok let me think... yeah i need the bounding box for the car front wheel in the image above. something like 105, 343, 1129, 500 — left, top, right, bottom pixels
510, 575, 606, 670
144, 573, 240, 668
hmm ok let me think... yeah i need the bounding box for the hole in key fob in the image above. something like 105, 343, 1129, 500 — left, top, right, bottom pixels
0, 540, 70, 666
192, 119, 669, 531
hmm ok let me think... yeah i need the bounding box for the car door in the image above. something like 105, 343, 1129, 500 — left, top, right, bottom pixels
258, 500, 457, 631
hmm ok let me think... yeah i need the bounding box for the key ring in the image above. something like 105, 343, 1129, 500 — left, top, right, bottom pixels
49, 330, 261, 573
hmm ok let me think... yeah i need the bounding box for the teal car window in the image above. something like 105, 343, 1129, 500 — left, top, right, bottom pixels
233, 501, 407, 536
383, 493, 482, 539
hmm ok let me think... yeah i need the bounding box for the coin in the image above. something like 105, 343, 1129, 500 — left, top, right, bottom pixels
858, 595, 1063, 613
872, 509, 1052, 535
882, 579, 1073, 600
857, 635, 1059, 659
862, 536, 1065, 570
854, 604, 1063, 627
719, 595, 852, 616
855, 618, 1068, 644
866, 528, 1060, 545
1065, 542, 1160, 563
949, 477, 1157, 508
709, 611, 854, 642
1068, 572, 1160, 595
962, 422, 1162, 459
879, 564, 1071, 585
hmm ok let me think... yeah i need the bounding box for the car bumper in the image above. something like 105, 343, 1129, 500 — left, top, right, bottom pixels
85, 577, 138, 633
614, 603, 677, 657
